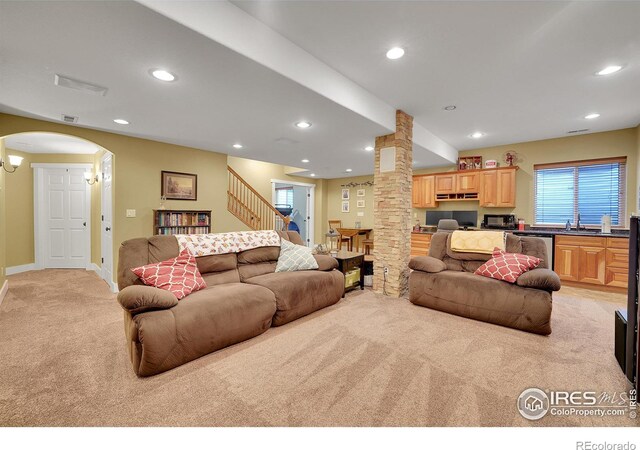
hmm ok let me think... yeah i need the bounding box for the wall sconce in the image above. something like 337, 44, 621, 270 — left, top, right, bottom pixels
84, 171, 99, 185
0, 155, 24, 173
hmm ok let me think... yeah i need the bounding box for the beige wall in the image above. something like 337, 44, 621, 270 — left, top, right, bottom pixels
0, 140, 6, 289
0, 113, 253, 284
414, 128, 639, 228
326, 175, 375, 233
3, 149, 96, 267
227, 156, 327, 244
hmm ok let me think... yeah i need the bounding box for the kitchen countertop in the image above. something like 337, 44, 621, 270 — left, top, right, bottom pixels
512, 229, 629, 238
411, 228, 630, 238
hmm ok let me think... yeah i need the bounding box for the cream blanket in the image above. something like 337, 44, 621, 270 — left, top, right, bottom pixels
175, 230, 281, 256
450, 230, 506, 254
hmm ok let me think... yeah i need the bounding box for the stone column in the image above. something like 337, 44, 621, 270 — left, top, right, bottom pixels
372, 110, 413, 297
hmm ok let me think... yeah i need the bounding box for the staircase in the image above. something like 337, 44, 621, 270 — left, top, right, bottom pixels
227, 166, 291, 231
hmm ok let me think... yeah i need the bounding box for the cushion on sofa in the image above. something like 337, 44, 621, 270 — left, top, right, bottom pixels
246, 270, 344, 326
474, 248, 540, 283
196, 253, 238, 274
129, 283, 277, 376
131, 250, 207, 299
117, 285, 179, 314
275, 239, 319, 272
409, 256, 447, 273
409, 270, 552, 335
516, 268, 561, 291
314, 254, 339, 271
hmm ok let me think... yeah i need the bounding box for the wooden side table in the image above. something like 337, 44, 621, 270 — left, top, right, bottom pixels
332, 250, 365, 293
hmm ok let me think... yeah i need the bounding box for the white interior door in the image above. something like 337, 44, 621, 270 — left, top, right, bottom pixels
42, 167, 90, 268
101, 154, 114, 289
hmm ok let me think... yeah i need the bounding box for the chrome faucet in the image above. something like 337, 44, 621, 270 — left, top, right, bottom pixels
576, 213, 581, 231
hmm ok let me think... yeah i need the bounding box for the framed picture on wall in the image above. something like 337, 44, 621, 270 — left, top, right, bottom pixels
341, 189, 350, 200
161, 171, 197, 200
341, 201, 350, 213
357, 189, 365, 197
357, 200, 365, 208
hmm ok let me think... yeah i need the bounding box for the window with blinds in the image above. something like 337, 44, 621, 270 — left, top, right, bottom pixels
534, 157, 626, 226
275, 186, 294, 206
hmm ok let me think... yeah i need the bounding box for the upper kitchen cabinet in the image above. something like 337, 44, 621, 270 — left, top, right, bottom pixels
479, 167, 517, 208
434, 173, 457, 195
412, 175, 436, 208
455, 171, 480, 193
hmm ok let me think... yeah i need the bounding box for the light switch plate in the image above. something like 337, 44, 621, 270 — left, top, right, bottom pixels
357, 212, 364, 217
126, 209, 136, 218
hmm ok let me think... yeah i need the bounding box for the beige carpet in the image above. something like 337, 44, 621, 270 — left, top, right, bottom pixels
0, 269, 636, 427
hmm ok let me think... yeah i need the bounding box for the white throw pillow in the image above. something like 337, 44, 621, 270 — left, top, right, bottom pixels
275, 238, 319, 272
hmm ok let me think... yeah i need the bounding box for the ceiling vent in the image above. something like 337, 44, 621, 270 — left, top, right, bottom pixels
61, 114, 78, 124
54, 74, 108, 96
567, 129, 589, 134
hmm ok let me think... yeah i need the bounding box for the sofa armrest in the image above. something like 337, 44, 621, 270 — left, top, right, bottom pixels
314, 254, 339, 271
117, 285, 179, 315
516, 268, 561, 292
409, 256, 447, 273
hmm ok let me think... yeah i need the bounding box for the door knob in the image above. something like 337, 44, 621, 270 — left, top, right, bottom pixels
83, 222, 86, 227
105, 227, 111, 231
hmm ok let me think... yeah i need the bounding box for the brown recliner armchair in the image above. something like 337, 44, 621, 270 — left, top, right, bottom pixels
409, 232, 560, 335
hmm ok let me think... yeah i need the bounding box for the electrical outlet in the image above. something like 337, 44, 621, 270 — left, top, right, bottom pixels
126, 209, 136, 218
383, 267, 389, 275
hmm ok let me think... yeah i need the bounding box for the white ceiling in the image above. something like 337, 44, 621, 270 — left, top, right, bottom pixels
235, 1, 640, 150
1, 1, 639, 179
0, 0, 452, 179
3, 132, 101, 154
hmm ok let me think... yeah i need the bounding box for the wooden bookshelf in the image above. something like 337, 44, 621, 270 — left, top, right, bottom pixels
153, 210, 212, 235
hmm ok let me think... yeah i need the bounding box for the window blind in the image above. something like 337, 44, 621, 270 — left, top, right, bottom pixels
275, 187, 293, 206
534, 158, 626, 226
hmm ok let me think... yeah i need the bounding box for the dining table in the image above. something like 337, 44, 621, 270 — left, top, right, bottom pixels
336, 228, 373, 252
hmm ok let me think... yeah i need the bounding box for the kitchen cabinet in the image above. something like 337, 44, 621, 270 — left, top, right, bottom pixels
456, 171, 479, 193
411, 233, 432, 257
479, 168, 517, 208
434, 174, 457, 195
577, 246, 606, 285
412, 175, 436, 208
554, 235, 628, 290
554, 244, 580, 282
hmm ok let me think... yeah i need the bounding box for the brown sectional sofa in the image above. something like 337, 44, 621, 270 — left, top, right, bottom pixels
116, 231, 344, 376
409, 232, 560, 335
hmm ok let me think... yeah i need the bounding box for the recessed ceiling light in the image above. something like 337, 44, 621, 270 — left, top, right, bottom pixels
232, 143, 243, 149
443, 105, 457, 111
584, 113, 600, 119
295, 121, 312, 129
150, 69, 176, 82
364, 146, 374, 151
386, 47, 405, 60
346, 168, 353, 173
596, 65, 622, 76
301, 159, 310, 163
469, 132, 484, 139
113, 119, 129, 125
310, 173, 316, 177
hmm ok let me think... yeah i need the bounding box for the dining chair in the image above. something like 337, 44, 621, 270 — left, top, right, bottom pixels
328, 219, 351, 250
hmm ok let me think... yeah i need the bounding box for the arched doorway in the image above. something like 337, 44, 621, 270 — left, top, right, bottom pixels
0, 132, 116, 291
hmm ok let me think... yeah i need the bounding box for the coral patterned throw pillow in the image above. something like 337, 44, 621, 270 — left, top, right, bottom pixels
474, 248, 540, 283
131, 250, 206, 299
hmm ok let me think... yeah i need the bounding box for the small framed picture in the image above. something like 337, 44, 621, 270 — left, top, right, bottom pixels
161, 171, 197, 200
341, 189, 350, 200
357, 200, 365, 208
341, 201, 350, 213
357, 189, 365, 197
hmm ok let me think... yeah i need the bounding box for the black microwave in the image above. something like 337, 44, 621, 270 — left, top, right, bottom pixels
483, 214, 516, 229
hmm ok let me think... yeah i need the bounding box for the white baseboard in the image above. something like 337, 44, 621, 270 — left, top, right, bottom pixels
0, 280, 8, 308
88, 263, 101, 274
6, 263, 36, 276
86, 263, 118, 293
